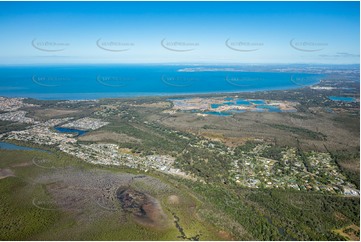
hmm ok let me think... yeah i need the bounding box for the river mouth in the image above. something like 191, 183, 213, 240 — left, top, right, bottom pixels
116, 187, 169, 229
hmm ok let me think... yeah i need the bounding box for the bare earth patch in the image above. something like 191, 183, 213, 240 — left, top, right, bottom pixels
339, 159, 360, 174
33, 168, 173, 230
11, 162, 31, 168
333, 224, 360, 241
78, 131, 141, 143
34, 109, 79, 118
131, 102, 171, 109
167, 195, 180, 205
218, 230, 234, 240
117, 188, 169, 229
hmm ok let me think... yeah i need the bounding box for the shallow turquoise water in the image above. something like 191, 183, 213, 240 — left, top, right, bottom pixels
223, 101, 234, 105
211, 103, 223, 108
204, 111, 232, 116
250, 100, 266, 105
235, 99, 252, 105
256, 105, 281, 112
0, 65, 321, 100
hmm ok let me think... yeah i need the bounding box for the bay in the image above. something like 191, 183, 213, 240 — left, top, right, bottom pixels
0, 65, 321, 100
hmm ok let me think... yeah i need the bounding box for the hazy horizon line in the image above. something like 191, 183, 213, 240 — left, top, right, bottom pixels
0, 62, 359, 66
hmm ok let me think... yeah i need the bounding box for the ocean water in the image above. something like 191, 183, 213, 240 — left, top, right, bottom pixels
0, 65, 321, 100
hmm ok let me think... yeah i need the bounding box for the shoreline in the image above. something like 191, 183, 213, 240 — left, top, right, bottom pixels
0, 80, 320, 101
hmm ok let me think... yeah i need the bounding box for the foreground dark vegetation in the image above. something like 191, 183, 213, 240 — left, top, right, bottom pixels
0, 147, 359, 240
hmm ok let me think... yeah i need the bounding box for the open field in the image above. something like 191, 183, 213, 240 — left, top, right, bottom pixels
32, 108, 80, 119
157, 111, 359, 152
78, 130, 141, 143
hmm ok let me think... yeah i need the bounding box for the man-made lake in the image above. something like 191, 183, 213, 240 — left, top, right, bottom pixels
207, 98, 283, 116
235, 100, 252, 106
255, 105, 281, 112
212, 99, 266, 107
328, 96, 356, 102
0, 141, 45, 152
204, 111, 232, 116
54, 127, 88, 136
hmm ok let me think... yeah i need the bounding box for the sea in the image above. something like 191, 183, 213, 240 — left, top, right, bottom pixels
0, 65, 321, 100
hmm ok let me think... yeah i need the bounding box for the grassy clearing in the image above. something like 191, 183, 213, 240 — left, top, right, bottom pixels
268, 123, 327, 140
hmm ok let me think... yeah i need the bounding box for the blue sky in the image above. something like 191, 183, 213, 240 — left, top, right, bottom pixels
0, 1, 359, 64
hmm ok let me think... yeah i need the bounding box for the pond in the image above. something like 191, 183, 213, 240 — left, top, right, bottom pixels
229, 110, 246, 113
328, 96, 356, 102
204, 111, 232, 116
256, 105, 282, 112
210, 103, 223, 109
0, 141, 46, 152
235, 99, 252, 105
250, 99, 266, 105
223, 101, 234, 105
54, 127, 88, 136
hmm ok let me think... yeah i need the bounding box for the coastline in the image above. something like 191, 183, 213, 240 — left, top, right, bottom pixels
0, 65, 324, 101
0, 80, 320, 101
